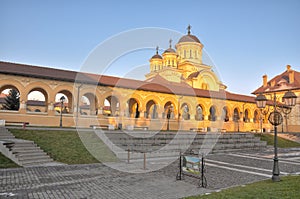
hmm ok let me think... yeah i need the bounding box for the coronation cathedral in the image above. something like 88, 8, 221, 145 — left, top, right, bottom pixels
146, 26, 225, 92
0, 26, 299, 132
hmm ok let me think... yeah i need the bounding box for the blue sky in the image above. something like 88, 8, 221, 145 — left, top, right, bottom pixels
1, 0, 300, 95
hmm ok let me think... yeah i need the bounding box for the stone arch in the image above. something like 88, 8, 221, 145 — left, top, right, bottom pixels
52, 85, 74, 102
24, 82, 52, 99
126, 92, 143, 110
208, 105, 217, 121
179, 98, 195, 116
233, 107, 240, 122
180, 102, 190, 120
0, 79, 25, 99
0, 79, 24, 95
146, 99, 158, 119
222, 106, 230, 122
163, 101, 175, 119
0, 84, 21, 111
127, 98, 140, 118
242, 104, 254, 118
26, 87, 49, 113
195, 104, 204, 121
55, 89, 74, 113
80, 92, 99, 115
196, 99, 209, 115
253, 109, 260, 123
143, 95, 162, 107
103, 95, 120, 116
161, 97, 177, 116
243, 108, 250, 122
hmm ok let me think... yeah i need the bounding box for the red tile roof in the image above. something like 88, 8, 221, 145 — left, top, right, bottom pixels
0, 61, 257, 103
252, 68, 300, 94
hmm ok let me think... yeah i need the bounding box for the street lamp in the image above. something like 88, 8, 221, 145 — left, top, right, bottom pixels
255, 93, 268, 133
59, 96, 66, 128
255, 90, 297, 182
166, 105, 172, 131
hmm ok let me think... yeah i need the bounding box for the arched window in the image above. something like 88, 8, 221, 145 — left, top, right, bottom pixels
244, 109, 249, 123
222, 107, 229, 122
127, 98, 139, 118
146, 100, 158, 119
181, 103, 190, 120
233, 108, 240, 122
27, 88, 48, 113
103, 96, 119, 116
209, 106, 216, 121
0, 87, 20, 111
254, 110, 259, 123
163, 101, 174, 119
195, 105, 203, 121
80, 93, 98, 115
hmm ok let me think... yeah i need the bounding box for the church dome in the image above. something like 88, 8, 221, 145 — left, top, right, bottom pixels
178, 25, 201, 44
178, 34, 201, 43
164, 47, 176, 53
163, 39, 176, 54
151, 54, 162, 59
151, 46, 162, 59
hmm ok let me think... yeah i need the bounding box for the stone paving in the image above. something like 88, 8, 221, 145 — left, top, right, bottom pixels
1, 148, 300, 199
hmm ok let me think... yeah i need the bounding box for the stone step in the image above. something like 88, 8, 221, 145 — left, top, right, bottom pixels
20, 158, 54, 167
114, 141, 268, 161
0, 128, 55, 167
11, 142, 37, 147
0, 128, 15, 139
17, 154, 52, 161
105, 132, 257, 140
14, 151, 47, 157
0, 135, 15, 139
11, 146, 42, 152
117, 141, 267, 152
106, 137, 263, 147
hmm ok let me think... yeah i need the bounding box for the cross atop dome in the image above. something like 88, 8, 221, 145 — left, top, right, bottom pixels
169, 39, 172, 48
156, 46, 159, 54
187, 24, 191, 35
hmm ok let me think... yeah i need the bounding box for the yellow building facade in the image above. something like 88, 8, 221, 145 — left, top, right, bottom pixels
0, 27, 298, 132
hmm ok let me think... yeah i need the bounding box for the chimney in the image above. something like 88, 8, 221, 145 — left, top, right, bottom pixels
263, 75, 268, 87
289, 70, 294, 84
271, 80, 275, 87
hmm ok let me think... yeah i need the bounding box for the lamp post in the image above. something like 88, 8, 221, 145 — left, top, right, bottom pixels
76, 84, 83, 126
166, 105, 173, 131
59, 96, 66, 128
166, 106, 171, 131
255, 90, 297, 182
177, 96, 183, 122
280, 105, 292, 133
255, 93, 268, 133
233, 111, 240, 132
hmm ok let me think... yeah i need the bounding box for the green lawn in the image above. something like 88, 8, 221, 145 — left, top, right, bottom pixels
0, 153, 19, 168
10, 129, 118, 165
186, 175, 300, 199
255, 133, 300, 148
